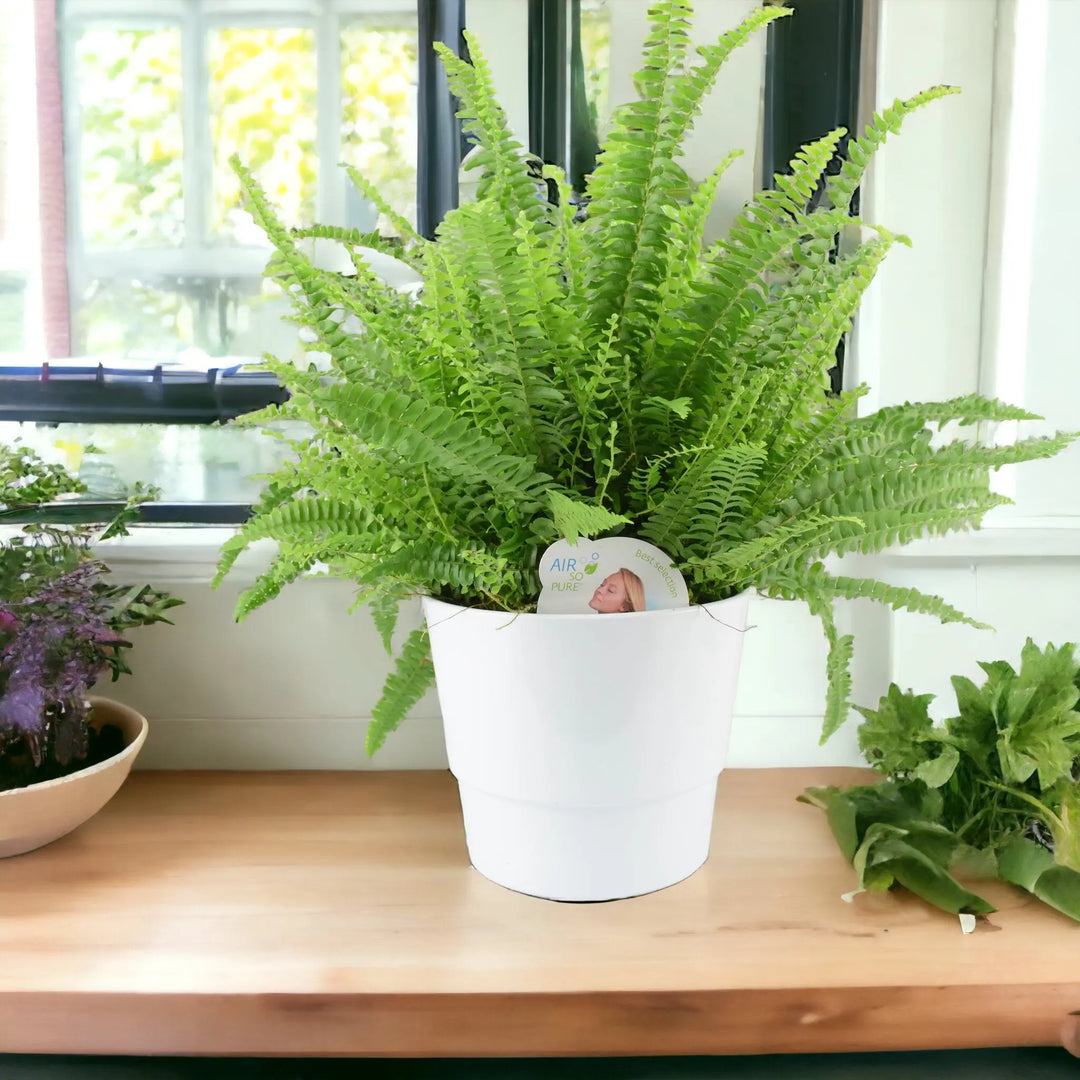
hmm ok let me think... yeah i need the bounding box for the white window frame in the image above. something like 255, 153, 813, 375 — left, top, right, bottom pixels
58, 0, 418, 356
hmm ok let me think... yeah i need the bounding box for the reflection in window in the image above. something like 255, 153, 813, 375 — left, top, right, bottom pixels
0, 420, 300, 505
60, 9, 420, 361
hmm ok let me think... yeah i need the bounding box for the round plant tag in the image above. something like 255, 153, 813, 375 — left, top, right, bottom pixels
536, 537, 689, 615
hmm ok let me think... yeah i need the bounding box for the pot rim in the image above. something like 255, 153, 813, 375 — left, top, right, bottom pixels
422, 589, 750, 625
0, 696, 148, 800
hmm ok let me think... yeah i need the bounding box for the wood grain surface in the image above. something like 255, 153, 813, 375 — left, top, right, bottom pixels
1, 768, 1078, 1057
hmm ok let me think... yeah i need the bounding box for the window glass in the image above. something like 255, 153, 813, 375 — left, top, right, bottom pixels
340, 19, 418, 231
0, 0, 40, 356
579, 0, 611, 140
75, 27, 185, 250
210, 27, 319, 240
0, 421, 299, 505
72, 276, 292, 360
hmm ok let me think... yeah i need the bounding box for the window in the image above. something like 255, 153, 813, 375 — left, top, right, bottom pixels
0, 0, 448, 515
65, 0, 419, 362
1, 0, 859, 518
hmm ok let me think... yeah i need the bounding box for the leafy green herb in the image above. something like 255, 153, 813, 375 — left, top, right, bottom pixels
804, 639, 1080, 922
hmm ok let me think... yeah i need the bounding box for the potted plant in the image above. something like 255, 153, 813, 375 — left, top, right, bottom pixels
801, 639, 1080, 924
216, 1, 1073, 900
0, 443, 179, 857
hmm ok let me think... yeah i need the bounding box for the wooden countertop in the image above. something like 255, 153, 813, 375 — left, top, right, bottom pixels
1, 768, 1078, 1058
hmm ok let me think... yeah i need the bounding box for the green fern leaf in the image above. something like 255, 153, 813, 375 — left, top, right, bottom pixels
366, 588, 405, 655
343, 164, 423, 244
811, 597, 855, 742
585, 3, 790, 355
759, 562, 990, 630
434, 33, 546, 227
366, 629, 434, 755
827, 86, 962, 214
549, 491, 632, 543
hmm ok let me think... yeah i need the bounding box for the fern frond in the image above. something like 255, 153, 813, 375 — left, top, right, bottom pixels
650, 206, 860, 410
366, 628, 434, 755
365, 587, 406, 655
640, 442, 766, 558
827, 85, 961, 213
808, 597, 855, 742
759, 562, 990, 629
824, 394, 1045, 464
549, 491, 632, 544
685, 513, 859, 583
679, 443, 767, 554
362, 539, 539, 607
308, 381, 554, 508
343, 164, 423, 244
434, 201, 568, 466
213, 469, 305, 588
585, 3, 790, 355
239, 496, 375, 543
434, 34, 545, 227
234, 548, 320, 621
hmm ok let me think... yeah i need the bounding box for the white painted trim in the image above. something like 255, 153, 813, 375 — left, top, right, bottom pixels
84, 520, 1080, 586
133, 712, 867, 772
978, 0, 1049, 503
868, 521, 1080, 561
92, 527, 275, 583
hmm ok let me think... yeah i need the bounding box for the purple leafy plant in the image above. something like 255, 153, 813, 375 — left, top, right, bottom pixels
0, 443, 180, 789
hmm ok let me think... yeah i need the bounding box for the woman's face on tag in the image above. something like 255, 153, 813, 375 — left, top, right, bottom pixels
589, 572, 629, 613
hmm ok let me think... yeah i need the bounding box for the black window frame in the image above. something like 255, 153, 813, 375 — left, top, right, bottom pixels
762, 0, 864, 393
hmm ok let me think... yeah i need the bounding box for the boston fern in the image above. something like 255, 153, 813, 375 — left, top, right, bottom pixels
216, 1, 1073, 754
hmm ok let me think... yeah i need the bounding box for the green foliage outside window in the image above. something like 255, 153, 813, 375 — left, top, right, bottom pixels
72, 19, 418, 357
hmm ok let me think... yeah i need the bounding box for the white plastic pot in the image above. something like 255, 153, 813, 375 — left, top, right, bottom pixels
0, 697, 148, 858
424, 592, 750, 901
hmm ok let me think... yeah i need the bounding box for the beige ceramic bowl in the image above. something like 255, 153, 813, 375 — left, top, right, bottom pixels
0, 697, 147, 858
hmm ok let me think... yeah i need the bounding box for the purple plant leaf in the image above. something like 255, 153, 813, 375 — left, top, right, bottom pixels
52, 700, 89, 767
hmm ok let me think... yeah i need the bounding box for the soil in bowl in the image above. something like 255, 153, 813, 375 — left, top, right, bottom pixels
0, 706, 125, 793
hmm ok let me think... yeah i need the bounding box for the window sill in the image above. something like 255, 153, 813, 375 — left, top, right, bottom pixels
84, 520, 1080, 586
93, 526, 272, 584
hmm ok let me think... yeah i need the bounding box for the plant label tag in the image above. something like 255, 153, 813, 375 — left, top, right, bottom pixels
536, 537, 689, 615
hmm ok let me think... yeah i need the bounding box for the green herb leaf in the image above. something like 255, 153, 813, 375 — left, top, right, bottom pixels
799, 786, 860, 862
994, 640, 1080, 788
947, 674, 996, 770
912, 743, 960, 788
852, 821, 994, 915
998, 837, 1080, 922
1049, 781, 1080, 873
856, 684, 939, 775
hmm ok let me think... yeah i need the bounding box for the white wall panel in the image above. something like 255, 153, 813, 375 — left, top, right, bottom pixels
1006, 0, 1080, 518
854, 0, 997, 411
